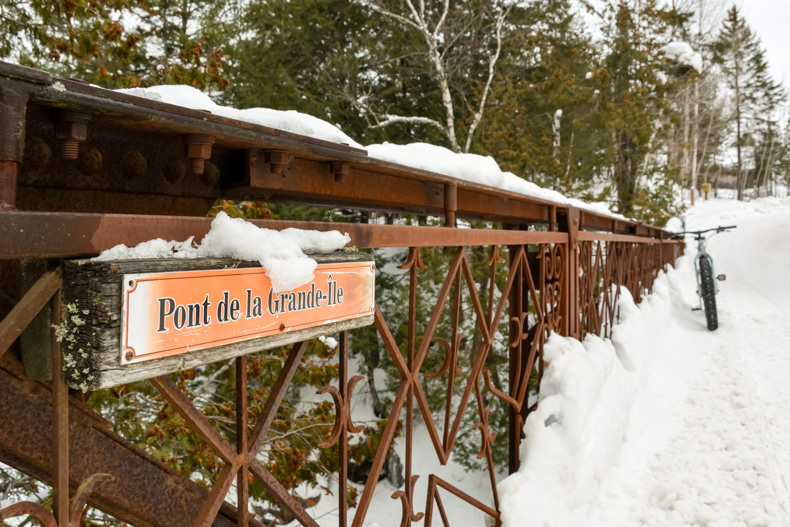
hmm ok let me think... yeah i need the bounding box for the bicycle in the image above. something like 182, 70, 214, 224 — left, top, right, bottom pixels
675, 225, 736, 331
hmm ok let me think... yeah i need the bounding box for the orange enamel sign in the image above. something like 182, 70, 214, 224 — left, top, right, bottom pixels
121, 261, 375, 364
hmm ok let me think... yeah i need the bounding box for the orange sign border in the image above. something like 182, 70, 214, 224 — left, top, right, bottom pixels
120, 261, 374, 364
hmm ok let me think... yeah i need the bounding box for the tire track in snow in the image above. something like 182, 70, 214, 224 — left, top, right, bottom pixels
633, 327, 786, 527
591, 207, 790, 527
715, 211, 790, 522
622, 207, 790, 527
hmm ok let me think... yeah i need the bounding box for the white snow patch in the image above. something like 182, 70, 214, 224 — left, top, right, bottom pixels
94, 212, 351, 291
366, 142, 625, 220
318, 335, 339, 350
498, 328, 639, 526
661, 41, 703, 73
116, 84, 363, 148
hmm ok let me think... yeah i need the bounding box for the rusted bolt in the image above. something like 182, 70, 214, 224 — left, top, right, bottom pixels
265, 150, 293, 177
330, 162, 349, 182
54, 110, 91, 160
279, 323, 285, 331
24, 137, 52, 169
125, 350, 134, 361
184, 134, 214, 175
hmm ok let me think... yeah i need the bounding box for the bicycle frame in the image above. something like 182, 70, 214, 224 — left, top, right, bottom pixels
681, 225, 736, 306
693, 237, 718, 304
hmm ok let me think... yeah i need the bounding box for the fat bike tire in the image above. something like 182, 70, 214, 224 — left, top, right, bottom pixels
699, 255, 718, 330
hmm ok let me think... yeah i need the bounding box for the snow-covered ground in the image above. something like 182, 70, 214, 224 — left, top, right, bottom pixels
499, 195, 790, 526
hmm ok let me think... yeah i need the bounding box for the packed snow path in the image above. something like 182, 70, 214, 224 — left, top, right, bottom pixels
497, 197, 790, 527
591, 200, 790, 526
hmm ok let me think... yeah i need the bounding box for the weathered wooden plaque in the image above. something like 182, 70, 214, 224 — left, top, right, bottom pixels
61, 253, 374, 391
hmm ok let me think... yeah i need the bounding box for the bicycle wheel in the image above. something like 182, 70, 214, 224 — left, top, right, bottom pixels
699, 255, 718, 330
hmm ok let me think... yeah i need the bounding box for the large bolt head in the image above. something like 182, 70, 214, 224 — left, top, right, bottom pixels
186, 142, 213, 159
55, 120, 88, 141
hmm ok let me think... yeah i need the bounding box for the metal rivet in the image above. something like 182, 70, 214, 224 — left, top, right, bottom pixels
121, 151, 147, 181
164, 159, 186, 184
202, 161, 220, 186
79, 147, 103, 175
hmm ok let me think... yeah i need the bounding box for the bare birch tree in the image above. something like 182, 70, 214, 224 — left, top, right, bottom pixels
354, 0, 512, 152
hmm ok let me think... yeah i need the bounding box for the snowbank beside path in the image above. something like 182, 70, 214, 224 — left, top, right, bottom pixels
95, 211, 351, 291
498, 268, 694, 526
498, 196, 790, 527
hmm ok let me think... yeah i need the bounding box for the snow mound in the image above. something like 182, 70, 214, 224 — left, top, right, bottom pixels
498, 271, 684, 526
498, 331, 638, 526
661, 41, 703, 73
94, 212, 351, 291
366, 142, 624, 219
116, 85, 363, 149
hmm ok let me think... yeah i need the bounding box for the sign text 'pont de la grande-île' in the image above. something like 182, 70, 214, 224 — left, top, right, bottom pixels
121, 261, 375, 364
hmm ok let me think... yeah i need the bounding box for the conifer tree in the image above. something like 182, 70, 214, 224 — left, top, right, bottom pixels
480, 0, 607, 196
0, 0, 231, 90
713, 5, 785, 199
223, 0, 377, 141
590, 0, 688, 215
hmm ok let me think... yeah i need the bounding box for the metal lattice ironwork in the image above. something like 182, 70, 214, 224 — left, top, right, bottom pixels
0, 62, 683, 526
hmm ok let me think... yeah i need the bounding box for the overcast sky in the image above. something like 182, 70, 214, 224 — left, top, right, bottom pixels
735, 0, 790, 92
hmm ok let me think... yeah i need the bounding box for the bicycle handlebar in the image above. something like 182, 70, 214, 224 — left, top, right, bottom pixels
673, 225, 737, 238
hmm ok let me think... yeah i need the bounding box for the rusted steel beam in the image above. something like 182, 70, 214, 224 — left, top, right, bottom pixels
236, 356, 250, 527
424, 475, 499, 525
194, 462, 243, 527
18, 78, 368, 164
444, 183, 457, 226
0, 211, 569, 258
248, 341, 309, 453
1, 62, 651, 232
0, 73, 38, 210
0, 266, 60, 359
0, 161, 17, 210
248, 461, 320, 527
576, 231, 667, 244
0, 363, 261, 527
236, 153, 557, 223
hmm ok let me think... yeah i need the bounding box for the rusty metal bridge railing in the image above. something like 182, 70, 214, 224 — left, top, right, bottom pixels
0, 62, 681, 527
